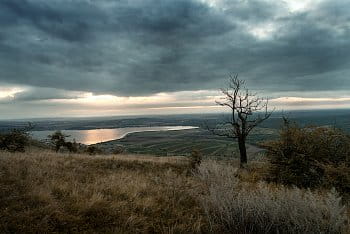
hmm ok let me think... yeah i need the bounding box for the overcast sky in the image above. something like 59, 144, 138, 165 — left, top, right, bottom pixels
0, 0, 349, 119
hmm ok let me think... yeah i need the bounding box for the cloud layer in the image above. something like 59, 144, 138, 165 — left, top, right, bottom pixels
0, 0, 349, 118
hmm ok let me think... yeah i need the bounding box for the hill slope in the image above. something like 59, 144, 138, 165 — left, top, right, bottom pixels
0, 150, 348, 233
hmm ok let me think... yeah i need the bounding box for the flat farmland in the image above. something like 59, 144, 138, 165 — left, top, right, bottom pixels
95, 127, 277, 159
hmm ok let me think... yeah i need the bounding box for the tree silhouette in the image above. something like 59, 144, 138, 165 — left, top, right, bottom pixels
211, 74, 273, 167
49, 131, 69, 152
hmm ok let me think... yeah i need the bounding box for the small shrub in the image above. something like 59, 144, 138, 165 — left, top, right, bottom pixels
86, 145, 102, 155
113, 145, 125, 154
49, 132, 79, 153
323, 164, 350, 199
65, 139, 79, 153
189, 149, 202, 171
196, 162, 349, 234
49, 131, 69, 152
0, 129, 29, 152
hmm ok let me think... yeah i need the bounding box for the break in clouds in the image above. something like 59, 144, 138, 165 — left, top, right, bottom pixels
0, 0, 350, 117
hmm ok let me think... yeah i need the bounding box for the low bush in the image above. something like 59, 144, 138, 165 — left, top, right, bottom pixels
49, 131, 69, 152
189, 149, 202, 171
65, 140, 79, 153
0, 129, 29, 152
113, 145, 125, 154
262, 119, 350, 196
86, 145, 102, 155
196, 162, 349, 234
48, 131, 81, 153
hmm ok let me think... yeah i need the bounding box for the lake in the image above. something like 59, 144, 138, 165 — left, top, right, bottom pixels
31, 126, 198, 145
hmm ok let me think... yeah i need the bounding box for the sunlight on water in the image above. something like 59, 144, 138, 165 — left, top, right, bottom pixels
31, 126, 197, 145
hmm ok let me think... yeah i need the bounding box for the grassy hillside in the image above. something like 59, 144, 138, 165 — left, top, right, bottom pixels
0, 150, 208, 233
0, 150, 348, 233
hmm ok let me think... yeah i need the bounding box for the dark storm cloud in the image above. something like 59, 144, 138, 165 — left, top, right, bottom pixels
0, 0, 97, 42
0, 0, 349, 98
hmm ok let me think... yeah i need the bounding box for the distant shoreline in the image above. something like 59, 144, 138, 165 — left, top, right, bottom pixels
30, 126, 199, 145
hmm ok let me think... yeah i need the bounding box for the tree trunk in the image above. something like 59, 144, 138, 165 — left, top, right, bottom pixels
238, 137, 247, 167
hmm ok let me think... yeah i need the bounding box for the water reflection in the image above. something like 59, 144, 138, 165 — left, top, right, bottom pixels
31, 126, 197, 145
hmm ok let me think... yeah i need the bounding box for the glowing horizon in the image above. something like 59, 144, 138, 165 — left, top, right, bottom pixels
1, 85, 350, 119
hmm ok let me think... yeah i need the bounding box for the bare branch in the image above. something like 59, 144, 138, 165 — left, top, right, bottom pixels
210, 74, 274, 165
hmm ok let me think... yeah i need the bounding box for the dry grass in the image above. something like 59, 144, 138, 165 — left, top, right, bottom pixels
0, 150, 349, 233
0, 150, 206, 233
196, 161, 350, 234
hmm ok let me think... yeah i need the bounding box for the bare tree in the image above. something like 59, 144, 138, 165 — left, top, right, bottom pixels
210, 74, 273, 167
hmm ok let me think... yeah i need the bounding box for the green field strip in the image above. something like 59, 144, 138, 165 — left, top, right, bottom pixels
161, 142, 196, 151
211, 147, 226, 155
201, 146, 225, 155
172, 143, 201, 153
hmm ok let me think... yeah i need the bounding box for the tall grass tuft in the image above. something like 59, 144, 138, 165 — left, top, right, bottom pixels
196, 161, 350, 234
